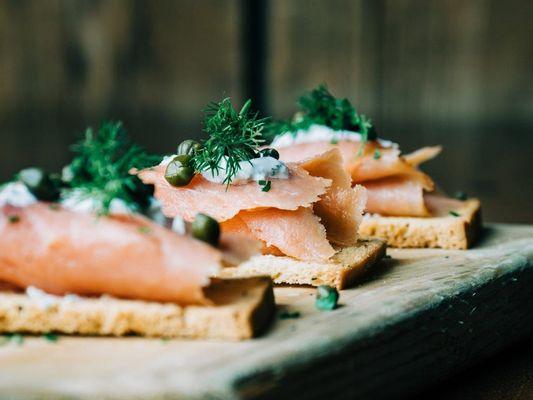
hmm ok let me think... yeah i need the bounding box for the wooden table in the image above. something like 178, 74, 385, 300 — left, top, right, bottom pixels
0, 223, 532, 399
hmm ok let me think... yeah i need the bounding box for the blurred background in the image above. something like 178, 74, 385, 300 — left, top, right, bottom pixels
0, 0, 532, 222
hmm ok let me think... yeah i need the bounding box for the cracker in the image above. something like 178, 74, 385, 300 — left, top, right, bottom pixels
217, 240, 386, 289
0, 277, 274, 340
359, 198, 481, 249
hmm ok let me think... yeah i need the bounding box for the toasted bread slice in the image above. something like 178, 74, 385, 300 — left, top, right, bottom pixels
0, 277, 274, 340
359, 197, 481, 249
217, 240, 386, 289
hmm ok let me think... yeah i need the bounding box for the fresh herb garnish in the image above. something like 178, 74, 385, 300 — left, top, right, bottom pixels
1, 333, 24, 346
49, 204, 60, 211
42, 333, 59, 342
8, 215, 20, 224
279, 310, 301, 319
265, 84, 376, 144
454, 191, 468, 201
62, 121, 161, 215
192, 98, 267, 186
315, 285, 339, 311
258, 180, 271, 192
449, 211, 461, 217
330, 137, 339, 145
373, 149, 381, 160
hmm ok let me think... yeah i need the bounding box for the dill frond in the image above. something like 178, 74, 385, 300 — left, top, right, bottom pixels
264, 84, 376, 143
192, 98, 267, 185
62, 121, 161, 214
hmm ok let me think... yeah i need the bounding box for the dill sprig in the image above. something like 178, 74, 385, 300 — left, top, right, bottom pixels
192, 98, 267, 185
62, 121, 161, 214
264, 84, 376, 143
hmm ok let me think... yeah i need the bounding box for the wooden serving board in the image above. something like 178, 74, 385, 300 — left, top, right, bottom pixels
0, 223, 532, 400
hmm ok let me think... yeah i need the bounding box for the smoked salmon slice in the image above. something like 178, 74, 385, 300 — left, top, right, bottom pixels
364, 175, 429, 217
0, 203, 221, 305
235, 208, 335, 261
137, 163, 330, 222
139, 149, 365, 262
299, 149, 366, 246
277, 140, 440, 217
278, 141, 435, 188
220, 208, 335, 262
404, 146, 442, 167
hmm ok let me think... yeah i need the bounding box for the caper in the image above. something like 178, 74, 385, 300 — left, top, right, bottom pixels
259, 148, 280, 160
18, 168, 60, 201
191, 213, 220, 246
315, 285, 339, 311
177, 139, 201, 156
164, 155, 194, 187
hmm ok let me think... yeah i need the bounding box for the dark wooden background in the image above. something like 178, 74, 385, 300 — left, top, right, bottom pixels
0, 0, 532, 223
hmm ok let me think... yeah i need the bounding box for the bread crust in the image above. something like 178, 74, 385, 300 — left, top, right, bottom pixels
359, 198, 481, 249
217, 240, 387, 289
0, 277, 275, 340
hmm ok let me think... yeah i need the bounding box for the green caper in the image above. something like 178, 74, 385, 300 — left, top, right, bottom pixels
177, 139, 201, 156
164, 155, 194, 187
191, 213, 220, 246
259, 148, 280, 160
18, 168, 60, 201
315, 285, 339, 311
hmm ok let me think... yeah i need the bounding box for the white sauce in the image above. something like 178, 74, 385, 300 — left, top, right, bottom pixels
60, 189, 134, 215
201, 156, 289, 184
0, 182, 37, 208
26, 286, 81, 310
171, 216, 186, 234
161, 154, 289, 185
159, 154, 175, 167
271, 124, 397, 149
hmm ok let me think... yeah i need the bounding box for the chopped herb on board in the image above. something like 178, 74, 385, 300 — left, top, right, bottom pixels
8, 215, 20, 224
315, 285, 339, 311
42, 333, 59, 342
258, 180, 272, 192
373, 149, 381, 160
449, 211, 461, 217
0, 333, 24, 346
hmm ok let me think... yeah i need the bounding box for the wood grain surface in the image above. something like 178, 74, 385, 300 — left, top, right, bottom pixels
0, 223, 531, 399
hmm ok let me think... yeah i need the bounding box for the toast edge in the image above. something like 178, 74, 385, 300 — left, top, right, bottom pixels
217, 240, 387, 290
359, 198, 482, 249
0, 277, 275, 341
